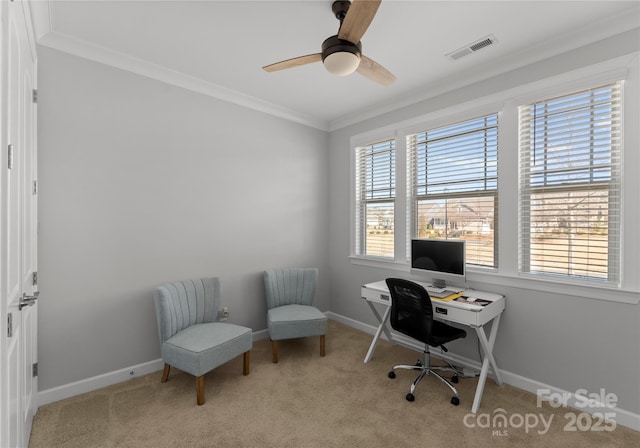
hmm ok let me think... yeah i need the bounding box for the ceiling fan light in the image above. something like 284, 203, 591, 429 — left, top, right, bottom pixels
323, 51, 361, 76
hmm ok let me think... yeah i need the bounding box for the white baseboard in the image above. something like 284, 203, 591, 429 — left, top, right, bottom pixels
37, 329, 271, 407
498, 369, 640, 432
37, 358, 165, 407
251, 328, 270, 341
327, 311, 640, 432
37, 314, 640, 432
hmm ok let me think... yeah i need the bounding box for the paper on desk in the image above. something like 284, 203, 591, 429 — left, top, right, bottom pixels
431, 292, 464, 302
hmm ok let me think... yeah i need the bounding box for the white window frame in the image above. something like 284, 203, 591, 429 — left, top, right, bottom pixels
350, 128, 405, 267
349, 54, 639, 303
353, 138, 397, 259
518, 82, 622, 286
407, 113, 500, 269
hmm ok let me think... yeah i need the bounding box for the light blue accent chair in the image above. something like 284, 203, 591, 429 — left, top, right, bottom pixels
264, 268, 327, 363
153, 277, 252, 405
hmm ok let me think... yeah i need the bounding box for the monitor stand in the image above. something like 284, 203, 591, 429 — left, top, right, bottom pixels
432, 278, 446, 289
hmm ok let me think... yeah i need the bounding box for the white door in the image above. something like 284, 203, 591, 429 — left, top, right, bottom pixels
18, 0, 38, 439
2, 1, 38, 447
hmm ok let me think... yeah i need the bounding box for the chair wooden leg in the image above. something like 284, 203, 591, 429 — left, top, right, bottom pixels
196, 375, 205, 406
161, 363, 170, 383
272, 340, 278, 363
243, 351, 250, 375
320, 335, 326, 357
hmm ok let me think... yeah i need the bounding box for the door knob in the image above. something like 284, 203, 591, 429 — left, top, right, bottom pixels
19, 291, 39, 310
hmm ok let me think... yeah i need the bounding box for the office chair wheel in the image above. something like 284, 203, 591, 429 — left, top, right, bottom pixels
451, 375, 459, 384
451, 396, 460, 406
388, 371, 396, 379
406, 393, 415, 402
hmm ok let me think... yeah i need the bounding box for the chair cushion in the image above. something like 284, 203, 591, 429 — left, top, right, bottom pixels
428, 320, 467, 347
267, 304, 327, 341
161, 322, 252, 377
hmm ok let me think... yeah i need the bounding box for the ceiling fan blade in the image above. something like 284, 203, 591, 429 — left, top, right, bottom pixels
262, 53, 322, 72
357, 55, 396, 86
338, 0, 381, 44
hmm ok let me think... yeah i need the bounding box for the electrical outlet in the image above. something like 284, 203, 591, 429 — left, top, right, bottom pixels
220, 307, 230, 321
462, 367, 478, 377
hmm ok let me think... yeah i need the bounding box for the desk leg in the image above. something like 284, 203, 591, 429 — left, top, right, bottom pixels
363, 301, 393, 363
471, 314, 503, 413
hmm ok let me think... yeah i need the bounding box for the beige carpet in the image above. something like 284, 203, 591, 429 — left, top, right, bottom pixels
30, 321, 638, 448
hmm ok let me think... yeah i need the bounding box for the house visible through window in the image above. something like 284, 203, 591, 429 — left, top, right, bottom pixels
518, 82, 622, 283
354, 139, 396, 258
407, 114, 499, 268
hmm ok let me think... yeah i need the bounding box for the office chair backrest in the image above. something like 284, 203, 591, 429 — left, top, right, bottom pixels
386, 278, 434, 341
264, 268, 318, 309
154, 277, 221, 343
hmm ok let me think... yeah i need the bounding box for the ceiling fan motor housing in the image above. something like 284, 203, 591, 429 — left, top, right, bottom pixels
321, 35, 362, 61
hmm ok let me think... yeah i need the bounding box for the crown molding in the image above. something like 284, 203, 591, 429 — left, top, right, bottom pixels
38, 31, 329, 131
328, 6, 640, 132
29, 0, 638, 134
30, 1, 328, 131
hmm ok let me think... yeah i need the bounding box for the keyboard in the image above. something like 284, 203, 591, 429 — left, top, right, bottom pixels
418, 281, 466, 298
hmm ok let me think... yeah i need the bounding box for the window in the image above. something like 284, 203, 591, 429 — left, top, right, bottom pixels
407, 114, 499, 268
354, 139, 396, 258
349, 57, 636, 299
518, 82, 622, 283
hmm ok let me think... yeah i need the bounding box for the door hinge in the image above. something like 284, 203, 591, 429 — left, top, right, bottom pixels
33, 180, 38, 195
32, 363, 38, 377
32, 271, 38, 286
7, 313, 13, 338
8, 144, 14, 170
32, 89, 38, 104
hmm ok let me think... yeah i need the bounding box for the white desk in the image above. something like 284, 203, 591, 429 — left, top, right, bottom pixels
361, 280, 505, 413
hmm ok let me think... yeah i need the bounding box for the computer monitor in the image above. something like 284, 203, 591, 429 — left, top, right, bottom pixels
411, 238, 466, 288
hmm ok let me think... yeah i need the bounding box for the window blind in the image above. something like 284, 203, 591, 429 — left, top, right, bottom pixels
355, 139, 396, 258
407, 114, 499, 268
519, 82, 622, 283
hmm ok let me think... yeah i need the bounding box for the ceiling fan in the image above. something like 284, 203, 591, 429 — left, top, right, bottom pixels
262, 0, 396, 86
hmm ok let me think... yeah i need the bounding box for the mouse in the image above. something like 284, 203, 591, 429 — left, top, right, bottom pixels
466, 297, 477, 302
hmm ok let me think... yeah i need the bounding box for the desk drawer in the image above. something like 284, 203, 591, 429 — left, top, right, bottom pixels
433, 303, 479, 326
361, 285, 485, 326
361, 287, 390, 305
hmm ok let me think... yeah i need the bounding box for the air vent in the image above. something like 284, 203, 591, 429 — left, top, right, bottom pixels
446, 34, 497, 61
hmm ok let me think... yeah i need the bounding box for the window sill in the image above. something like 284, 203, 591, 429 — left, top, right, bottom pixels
466, 269, 639, 305
349, 256, 640, 305
349, 255, 407, 271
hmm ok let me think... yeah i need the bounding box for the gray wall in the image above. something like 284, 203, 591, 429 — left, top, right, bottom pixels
37, 47, 329, 391
328, 30, 640, 415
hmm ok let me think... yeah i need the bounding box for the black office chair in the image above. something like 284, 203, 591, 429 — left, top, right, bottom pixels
385, 278, 467, 405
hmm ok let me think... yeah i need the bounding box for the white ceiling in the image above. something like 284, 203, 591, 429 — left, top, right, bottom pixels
30, 1, 640, 131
